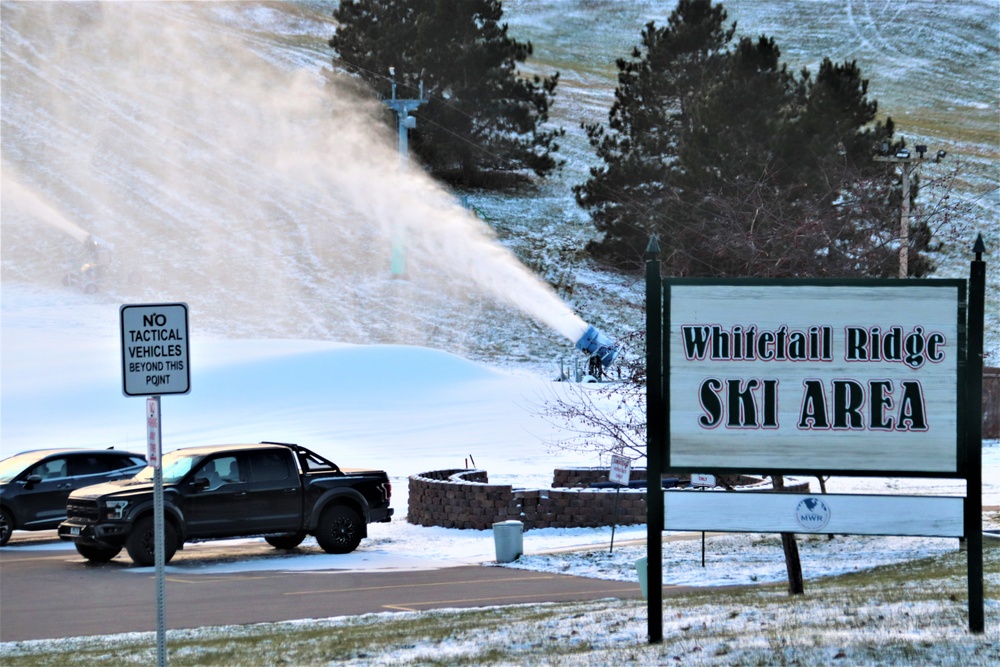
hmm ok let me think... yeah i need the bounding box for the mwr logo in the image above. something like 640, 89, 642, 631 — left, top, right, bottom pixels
794, 497, 831, 531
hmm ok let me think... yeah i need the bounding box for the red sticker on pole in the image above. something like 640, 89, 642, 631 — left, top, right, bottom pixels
147, 397, 161, 469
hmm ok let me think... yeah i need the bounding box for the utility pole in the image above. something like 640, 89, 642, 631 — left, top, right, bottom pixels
383, 67, 426, 277
874, 144, 947, 278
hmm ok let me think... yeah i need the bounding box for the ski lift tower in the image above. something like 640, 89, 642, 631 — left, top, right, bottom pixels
383, 67, 426, 277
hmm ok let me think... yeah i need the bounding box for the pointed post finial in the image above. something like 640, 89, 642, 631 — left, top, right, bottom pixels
973, 233, 986, 261
645, 236, 660, 260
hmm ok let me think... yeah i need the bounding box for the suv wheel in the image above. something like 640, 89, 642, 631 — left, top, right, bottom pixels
0, 509, 13, 546
125, 516, 178, 566
315, 506, 363, 554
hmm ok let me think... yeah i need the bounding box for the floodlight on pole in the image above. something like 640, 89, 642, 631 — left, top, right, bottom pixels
874, 143, 948, 278
383, 66, 427, 277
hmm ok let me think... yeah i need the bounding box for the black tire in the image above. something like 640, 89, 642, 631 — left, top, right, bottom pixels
265, 532, 307, 550
75, 542, 121, 563
0, 508, 14, 546
125, 516, 178, 566
315, 506, 364, 554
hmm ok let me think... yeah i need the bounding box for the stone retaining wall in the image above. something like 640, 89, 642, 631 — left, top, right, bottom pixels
406, 469, 518, 530
407, 467, 806, 531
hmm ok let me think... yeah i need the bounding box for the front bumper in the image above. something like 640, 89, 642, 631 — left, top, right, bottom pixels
58, 519, 129, 545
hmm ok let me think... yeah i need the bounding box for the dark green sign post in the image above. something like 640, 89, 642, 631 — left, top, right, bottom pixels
966, 234, 986, 633
644, 237, 664, 643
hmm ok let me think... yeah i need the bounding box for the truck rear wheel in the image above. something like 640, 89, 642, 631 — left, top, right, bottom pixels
315, 506, 363, 554
125, 516, 178, 566
75, 542, 121, 563
265, 532, 307, 550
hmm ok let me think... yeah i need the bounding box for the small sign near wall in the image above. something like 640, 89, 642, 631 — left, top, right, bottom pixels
609, 454, 631, 486
690, 473, 716, 487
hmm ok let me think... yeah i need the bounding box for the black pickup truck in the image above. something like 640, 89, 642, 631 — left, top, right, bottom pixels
58, 442, 392, 566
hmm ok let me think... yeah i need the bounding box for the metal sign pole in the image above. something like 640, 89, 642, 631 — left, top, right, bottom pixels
609, 485, 621, 554
608, 454, 631, 554
701, 488, 706, 568
123, 303, 189, 667
148, 396, 166, 666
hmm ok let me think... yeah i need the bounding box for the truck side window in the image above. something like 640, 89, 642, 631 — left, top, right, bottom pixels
197, 460, 222, 489
249, 451, 293, 482
216, 457, 241, 484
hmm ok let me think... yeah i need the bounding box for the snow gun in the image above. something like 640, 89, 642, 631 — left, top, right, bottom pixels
575, 325, 619, 372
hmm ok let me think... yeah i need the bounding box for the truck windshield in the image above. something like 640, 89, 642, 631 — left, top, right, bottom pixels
134, 451, 201, 484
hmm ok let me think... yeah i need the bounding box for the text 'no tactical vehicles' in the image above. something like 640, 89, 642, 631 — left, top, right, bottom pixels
58, 442, 393, 566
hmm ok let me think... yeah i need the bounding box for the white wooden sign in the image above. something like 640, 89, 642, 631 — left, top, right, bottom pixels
664, 490, 964, 538
667, 283, 961, 474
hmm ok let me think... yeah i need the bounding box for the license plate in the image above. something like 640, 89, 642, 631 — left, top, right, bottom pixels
70, 526, 80, 536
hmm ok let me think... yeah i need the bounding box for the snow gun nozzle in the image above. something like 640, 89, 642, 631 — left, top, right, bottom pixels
575, 325, 618, 369
84, 234, 112, 251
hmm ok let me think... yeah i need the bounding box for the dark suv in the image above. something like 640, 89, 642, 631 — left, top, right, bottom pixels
0, 448, 146, 545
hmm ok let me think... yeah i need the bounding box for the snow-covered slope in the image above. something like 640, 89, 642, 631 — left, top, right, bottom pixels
0, 1, 589, 373
2, 0, 996, 367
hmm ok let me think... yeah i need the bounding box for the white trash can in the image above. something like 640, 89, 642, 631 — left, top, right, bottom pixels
492, 520, 523, 563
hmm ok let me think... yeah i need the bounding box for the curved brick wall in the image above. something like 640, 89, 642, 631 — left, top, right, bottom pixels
407, 469, 518, 530
407, 467, 806, 531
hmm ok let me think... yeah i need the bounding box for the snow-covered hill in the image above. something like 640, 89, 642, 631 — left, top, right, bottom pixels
0, 1, 590, 374
2, 0, 996, 367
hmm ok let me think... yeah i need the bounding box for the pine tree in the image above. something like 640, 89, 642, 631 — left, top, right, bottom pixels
575, 0, 931, 278
329, 0, 563, 187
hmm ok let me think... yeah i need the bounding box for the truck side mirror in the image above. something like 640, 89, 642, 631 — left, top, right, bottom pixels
24, 474, 42, 488
192, 477, 210, 491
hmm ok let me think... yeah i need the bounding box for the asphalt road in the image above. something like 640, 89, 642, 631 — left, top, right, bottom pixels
0, 533, 652, 642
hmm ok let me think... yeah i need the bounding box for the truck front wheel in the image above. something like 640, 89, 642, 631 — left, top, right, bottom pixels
75, 542, 121, 563
126, 517, 178, 566
315, 506, 363, 554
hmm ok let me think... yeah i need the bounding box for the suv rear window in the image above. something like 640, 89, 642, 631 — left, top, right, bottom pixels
69, 455, 114, 476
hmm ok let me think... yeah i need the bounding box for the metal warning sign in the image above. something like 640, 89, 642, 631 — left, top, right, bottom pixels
120, 303, 190, 397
